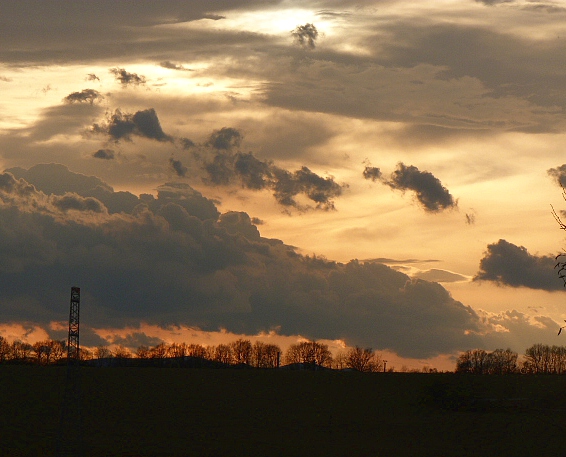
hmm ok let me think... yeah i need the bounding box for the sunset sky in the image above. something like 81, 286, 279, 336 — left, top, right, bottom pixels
2, 0, 566, 370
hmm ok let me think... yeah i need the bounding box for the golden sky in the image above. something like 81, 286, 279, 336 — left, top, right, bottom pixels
1, 0, 566, 370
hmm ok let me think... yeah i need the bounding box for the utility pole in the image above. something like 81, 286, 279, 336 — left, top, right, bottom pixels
55, 287, 83, 456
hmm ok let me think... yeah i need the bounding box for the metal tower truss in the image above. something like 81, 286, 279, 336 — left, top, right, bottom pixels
56, 287, 83, 456
67, 286, 80, 363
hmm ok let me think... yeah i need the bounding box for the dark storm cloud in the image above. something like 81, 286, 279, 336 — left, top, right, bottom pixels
547, 164, 566, 187
170, 158, 188, 177
292, 23, 319, 49
0, 165, 484, 358
93, 149, 115, 160
109, 68, 146, 87
380, 163, 457, 212
92, 108, 173, 142
474, 239, 561, 290
86, 74, 100, 82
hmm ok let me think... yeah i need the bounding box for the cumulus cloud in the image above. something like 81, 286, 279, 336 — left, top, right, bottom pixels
474, 239, 560, 290
51, 193, 106, 213
377, 163, 457, 212
63, 89, 104, 105
91, 108, 173, 142
109, 67, 146, 86
0, 164, 489, 358
292, 23, 319, 49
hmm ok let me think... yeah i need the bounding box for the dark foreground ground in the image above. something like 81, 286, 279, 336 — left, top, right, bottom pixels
1, 366, 566, 457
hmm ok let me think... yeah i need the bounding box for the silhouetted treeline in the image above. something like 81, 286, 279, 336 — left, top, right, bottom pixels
455, 345, 566, 374
455, 348, 518, 374
0, 335, 384, 371
0, 337, 67, 365
521, 343, 566, 374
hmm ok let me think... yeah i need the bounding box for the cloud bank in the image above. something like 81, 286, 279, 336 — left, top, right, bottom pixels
0, 164, 484, 358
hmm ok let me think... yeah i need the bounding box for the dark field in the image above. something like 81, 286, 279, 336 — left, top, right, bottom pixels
2, 366, 566, 457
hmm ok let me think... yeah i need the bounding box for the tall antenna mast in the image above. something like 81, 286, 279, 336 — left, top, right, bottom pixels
56, 286, 83, 456
67, 286, 80, 363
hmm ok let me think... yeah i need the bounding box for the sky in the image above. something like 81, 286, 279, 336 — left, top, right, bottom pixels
1, 0, 566, 371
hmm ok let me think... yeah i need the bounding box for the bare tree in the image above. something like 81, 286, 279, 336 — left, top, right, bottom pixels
346, 346, 382, 372
332, 351, 348, 370
113, 345, 132, 359
488, 348, 518, 374
522, 344, 566, 374
149, 342, 168, 359
230, 339, 252, 365
168, 342, 188, 359
49, 340, 66, 363
136, 345, 150, 359
0, 336, 9, 362
523, 344, 551, 374
10, 340, 32, 362
213, 344, 233, 365
187, 343, 208, 359
79, 347, 93, 361
94, 345, 112, 359
32, 341, 48, 365
251, 341, 281, 368
284, 341, 332, 369
456, 348, 518, 374
549, 345, 566, 374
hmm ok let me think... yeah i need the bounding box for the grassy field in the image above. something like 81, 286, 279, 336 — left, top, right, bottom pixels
1, 366, 566, 456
